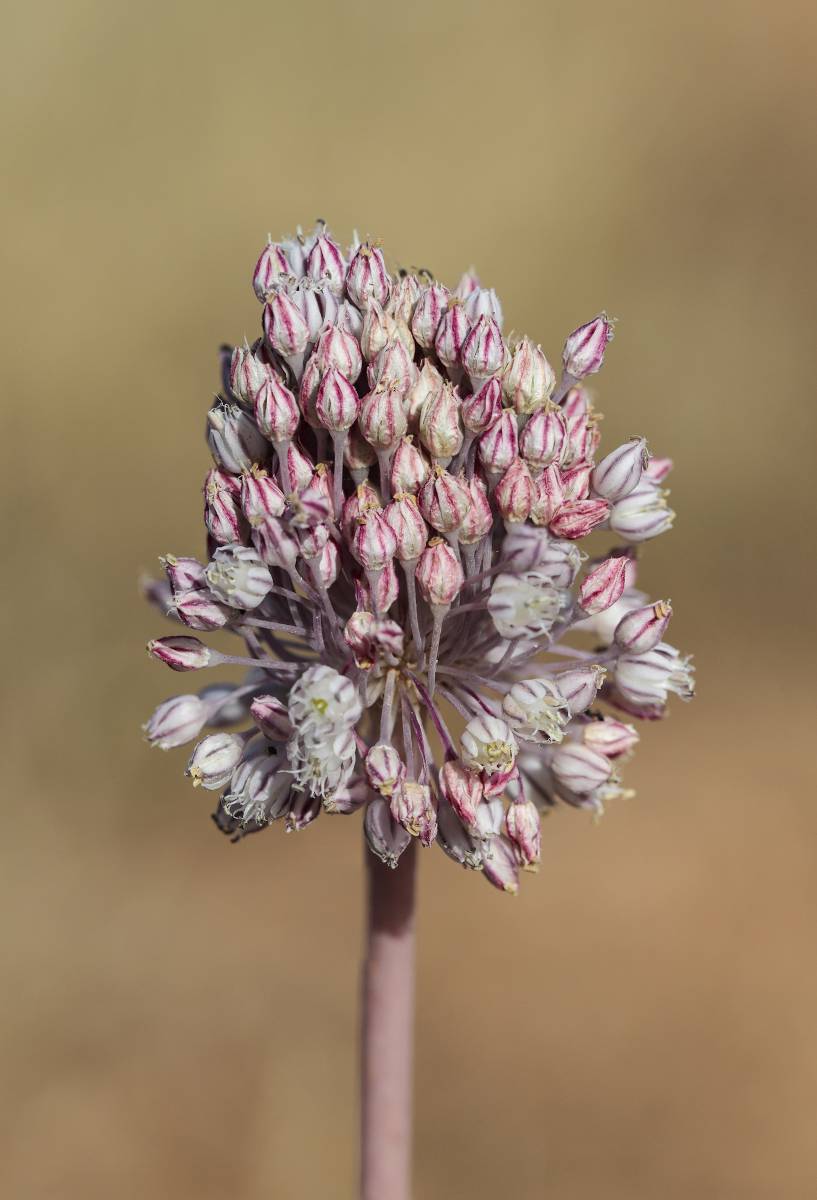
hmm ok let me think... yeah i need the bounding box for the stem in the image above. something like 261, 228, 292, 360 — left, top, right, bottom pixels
360, 840, 417, 1200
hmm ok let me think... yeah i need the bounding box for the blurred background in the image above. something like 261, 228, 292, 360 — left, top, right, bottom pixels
3, 1, 817, 1196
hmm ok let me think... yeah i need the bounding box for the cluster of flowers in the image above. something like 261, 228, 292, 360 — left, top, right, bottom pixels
143, 222, 694, 894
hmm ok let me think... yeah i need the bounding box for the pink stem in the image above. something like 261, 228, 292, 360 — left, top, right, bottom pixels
360, 840, 417, 1200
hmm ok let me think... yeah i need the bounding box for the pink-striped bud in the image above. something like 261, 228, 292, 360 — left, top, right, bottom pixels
368, 338, 416, 399
315, 366, 360, 432
434, 302, 471, 372
505, 798, 541, 870
161, 554, 208, 595
359, 387, 408, 451
391, 780, 437, 845
418, 382, 464, 461
404, 360, 444, 431
351, 510, 397, 570
478, 408, 518, 474
645, 456, 673, 484
230, 344, 271, 407
555, 664, 606, 714
439, 760, 484, 827
416, 539, 464, 607
614, 599, 672, 654
418, 467, 470, 534
240, 467, 285, 527
144, 694, 208, 750
560, 387, 600, 467
336, 299, 364, 339
343, 610, 404, 668
298, 524, 330, 561
251, 515, 299, 571
383, 493, 429, 563
353, 560, 399, 614
609, 488, 675, 542
173, 588, 231, 631
289, 464, 333, 527
346, 242, 391, 308
360, 300, 398, 362
530, 464, 565, 526
297, 354, 324, 426
549, 498, 610, 539
262, 289, 310, 358
250, 695, 293, 741
462, 376, 502, 435
454, 269, 480, 299
204, 468, 246, 544
390, 437, 430, 494
461, 316, 508, 387
252, 239, 292, 300
495, 458, 534, 524
519, 405, 566, 469
463, 286, 503, 328
457, 475, 493, 545
286, 280, 324, 343
560, 461, 593, 502
305, 230, 345, 293
578, 554, 637, 615
341, 481, 381, 540
582, 718, 639, 758
365, 744, 406, 798
411, 282, 449, 350
592, 437, 648, 502
207, 404, 267, 475
147, 635, 211, 672
482, 836, 520, 895
254, 375, 300, 444
502, 337, 555, 414
551, 742, 612, 794
314, 324, 362, 382
315, 536, 340, 587
562, 313, 614, 379
387, 273, 422, 323
365, 797, 412, 867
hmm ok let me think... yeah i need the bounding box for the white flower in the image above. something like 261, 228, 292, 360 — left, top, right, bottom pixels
614, 643, 695, 707
502, 678, 567, 743
461, 716, 518, 776
288, 726, 357, 797
205, 545, 273, 610
488, 571, 567, 640
287, 665, 362, 734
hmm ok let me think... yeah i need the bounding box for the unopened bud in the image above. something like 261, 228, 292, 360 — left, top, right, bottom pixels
343, 610, 404, 668
368, 338, 417, 399
359, 387, 408, 452
582, 718, 639, 758
418, 382, 464, 462
315, 366, 360, 432
415, 539, 464, 607
404, 360, 444, 431
562, 313, 614, 379
505, 798, 541, 869
502, 338, 555, 414
341, 481, 381, 540
250, 695, 293, 741
230, 343, 271, 407
351, 510, 397, 571
482, 836, 520, 895
418, 467, 470, 534
262, 289, 310, 358
609, 488, 675, 542
614, 599, 672, 654
434, 302, 471, 372
519, 405, 566, 469
457, 475, 494, 545
383, 493, 429, 563
495, 458, 535, 524
346, 242, 391, 309
365, 744, 406, 797
461, 376, 502, 435
548, 498, 610, 539
578, 554, 637, 615
551, 742, 613, 794
186, 732, 247, 790
461, 315, 508, 388
305, 230, 345, 293
240, 467, 285, 527
478, 408, 518, 474
364, 796, 412, 867
144, 694, 208, 749
251, 515, 299, 571
554, 664, 606, 714
204, 468, 246, 544
252, 239, 292, 300
463, 286, 503, 327
529, 464, 565, 526
207, 404, 267, 475
390, 437, 430, 494
254, 375, 300, 444
439, 760, 484, 827
592, 437, 648, 502
147, 635, 211, 672
411, 282, 449, 350
391, 779, 437, 845
173, 589, 231, 631
314, 323, 362, 381
387, 273, 423, 323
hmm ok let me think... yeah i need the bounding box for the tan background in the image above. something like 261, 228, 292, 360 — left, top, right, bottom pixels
2, 1, 816, 1196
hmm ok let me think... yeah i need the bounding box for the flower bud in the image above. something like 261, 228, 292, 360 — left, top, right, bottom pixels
351, 510, 398, 571
530, 464, 565, 526
262, 289, 310, 358
404, 360, 443, 431
230, 344, 271, 408
439, 760, 484, 827
207, 404, 267, 475
548, 498, 610, 539
415, 539, 464, 607
364, 796, 412, 867
609, 488, 675, 542
314, 323, 362, 382
173, 588, 231, 631
463, 286, 503, 327
461, 716, 518, 777
418, 382, 463, 462
323, 776, 373, 815
457, 475, 493, 545
346, 242, 391, 309
561, 461, 593, 502
286, 279, 324, 344
359, 387, 408, 452
305, 230, 345, 293
360, 300, 399, 362
645, 456, 673, 484
554, 664, 606, 714
390, 437, 430, 494
436, 800, 486, 870
582, 718, 639, 758
578, 553, 637, 615
343, 610, 404, 668
502, 337, 555, 414
461, 316, 508, 388
418, 467, 470, 534
144, 694, 208, 749
387, 273, 423, 323
592, 437, 648, 502
314, 366, 360, 432
505, 798, 541, 869
341, 481, 381, 540
205, 545, 273, 610
298, 523, 330, 561
560, 387, 599, 467
161, 555, 207, 595
614, 599, 672, 654
254, 375, 300, 444
204, 468, 246, 544
147, 635, 211, 672
383, 493, 429, 563
461, 376, 502, 435
390, 780, 437, 845
519, 405, 566, 468
251, 515, 299, 571
551, 742, 612, 794
434, 302, 471, 372
495, 458, 534, 524
240, 467, 285, 527
502, 677, 567, 743
482, 836, 520, 895
365, 744, 406, 797
368, 338, 417, 399
186, 732, 247, 790
477, 408, 518, 474
282, 442, 315, 493
562, 313, 614, 379
411, 282, 449, 350
336, 299, 364, 340
250, 695, 293, 741
252, 239, 292, 300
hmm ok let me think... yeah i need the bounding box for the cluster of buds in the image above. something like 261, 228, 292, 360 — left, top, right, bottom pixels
143, 223, 693, 891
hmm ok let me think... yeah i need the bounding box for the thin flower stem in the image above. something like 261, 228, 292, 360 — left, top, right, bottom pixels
401, 562, 426, 668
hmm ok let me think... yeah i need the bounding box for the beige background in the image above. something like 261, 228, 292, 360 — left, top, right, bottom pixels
2, 1, 817, 1196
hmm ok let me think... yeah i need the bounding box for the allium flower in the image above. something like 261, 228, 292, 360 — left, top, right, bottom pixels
143, 222, 694, 895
